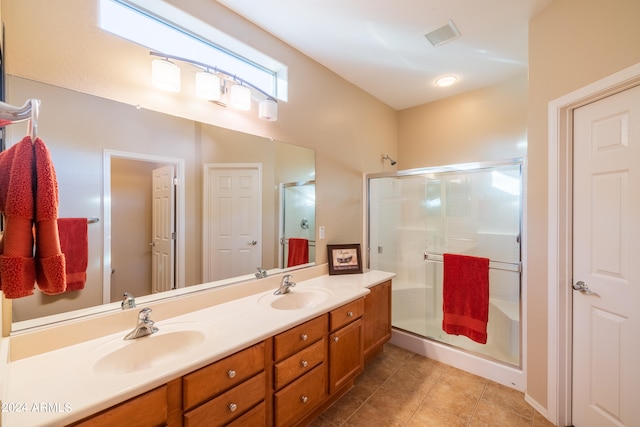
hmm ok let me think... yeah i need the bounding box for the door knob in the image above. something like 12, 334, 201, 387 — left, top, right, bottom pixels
573, 281, 598, 296
248, 240, 257, 246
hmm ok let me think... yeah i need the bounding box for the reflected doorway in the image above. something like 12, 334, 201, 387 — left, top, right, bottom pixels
104, 150, 185, 304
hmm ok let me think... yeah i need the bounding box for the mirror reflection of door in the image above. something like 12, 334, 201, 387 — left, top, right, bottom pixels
203, 163, 262, 281
151, 165, 176, 294
110, 158, 176, 302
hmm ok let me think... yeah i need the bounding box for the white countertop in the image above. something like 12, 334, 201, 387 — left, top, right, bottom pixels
2, 270, 394, 426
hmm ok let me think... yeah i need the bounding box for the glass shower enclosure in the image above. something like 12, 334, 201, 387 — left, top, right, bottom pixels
367, 159, 522, 366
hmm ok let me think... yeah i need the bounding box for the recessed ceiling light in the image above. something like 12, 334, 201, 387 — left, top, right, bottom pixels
435, 75, 457, 87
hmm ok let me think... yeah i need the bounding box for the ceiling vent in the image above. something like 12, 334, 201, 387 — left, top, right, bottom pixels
424, 19, 461, 47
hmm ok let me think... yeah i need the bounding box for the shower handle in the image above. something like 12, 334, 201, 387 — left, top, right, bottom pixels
573, 281, 598, 296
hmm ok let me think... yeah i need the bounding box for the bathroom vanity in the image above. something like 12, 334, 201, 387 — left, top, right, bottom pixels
1, 270, 393, 426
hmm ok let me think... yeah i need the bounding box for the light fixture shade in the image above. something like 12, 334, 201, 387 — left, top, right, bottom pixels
258, 98, 278, 121
229, 84, 251, 111
152, 59, 180, 92
195, 71, 221, 101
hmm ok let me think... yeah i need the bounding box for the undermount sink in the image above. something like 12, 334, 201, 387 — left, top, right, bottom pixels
93, 329, 206, 375
259, 288, 333, 310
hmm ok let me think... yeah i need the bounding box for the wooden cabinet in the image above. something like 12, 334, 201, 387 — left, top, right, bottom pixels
363, 280, 392, 363
329, 318, 363, 393
69, 379, 182, 427
69, 279, 393, 427
328, 298, 364, 394
273, 315, 328, 427
182, 341, 267, 427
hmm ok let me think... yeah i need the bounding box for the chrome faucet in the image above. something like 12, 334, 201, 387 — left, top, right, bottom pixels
255, 267, 268, 279
121, 292, 136, 310
124, 307, 159, 340
274, 274, 296, 295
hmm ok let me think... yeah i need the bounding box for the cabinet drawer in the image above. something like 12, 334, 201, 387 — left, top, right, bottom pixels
183, 372, 265, 427
275, 337, 326, 389
274, 314, 328, 361
330, 298, 364, 331
70, 385, 167, 427
183, 341, 265, 410
226, 401, 266, 427
274, 363, 327, 427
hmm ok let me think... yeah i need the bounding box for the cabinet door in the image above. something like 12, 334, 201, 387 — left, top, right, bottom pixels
329, 318, 363, 394
363, 280, 392, 362
70, 385, 168, 427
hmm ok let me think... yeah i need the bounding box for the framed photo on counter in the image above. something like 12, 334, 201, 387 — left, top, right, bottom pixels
327, 244, 362, 275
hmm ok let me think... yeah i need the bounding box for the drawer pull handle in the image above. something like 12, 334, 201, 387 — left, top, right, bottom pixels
301, 360, 308, 368
301, 334, 308, 341
301, 395, 308, 403
347, 311, 354, 317
229, 403, 238, 412
227, 369, 236, 379
333, 336, 339, 343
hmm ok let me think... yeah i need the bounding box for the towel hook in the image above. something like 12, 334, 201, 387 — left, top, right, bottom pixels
27, 99, 40, 141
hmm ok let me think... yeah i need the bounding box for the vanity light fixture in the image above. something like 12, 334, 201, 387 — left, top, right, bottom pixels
258, 98, 278, 121
229, 83, 251, 111
151, 58, 181, 92
435, 75, 458, 87
149, 51, 278, 121
195, 71, 222, 101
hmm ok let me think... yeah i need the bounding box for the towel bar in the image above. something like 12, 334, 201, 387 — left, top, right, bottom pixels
423, 252, 521, 273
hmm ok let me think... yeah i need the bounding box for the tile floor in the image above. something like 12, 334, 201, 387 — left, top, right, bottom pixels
311, 344, 556, 427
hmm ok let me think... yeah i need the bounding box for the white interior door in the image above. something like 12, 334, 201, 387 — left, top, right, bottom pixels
203, 164, 262, 281
572, 84, 640, 426
151, 165, 175, 293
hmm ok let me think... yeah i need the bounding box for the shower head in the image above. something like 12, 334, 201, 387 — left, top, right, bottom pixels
382, 154, 397, 166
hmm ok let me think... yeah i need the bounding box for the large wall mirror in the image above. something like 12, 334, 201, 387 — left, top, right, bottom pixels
1, 3, 316, 333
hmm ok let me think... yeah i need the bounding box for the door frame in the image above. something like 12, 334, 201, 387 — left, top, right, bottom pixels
103, 149, 185, 304
547, 63, 640, 426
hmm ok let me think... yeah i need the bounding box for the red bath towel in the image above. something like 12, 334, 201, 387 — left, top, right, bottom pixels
57, 218, 88, 291
0, 136, 66, 298
287, 238, 309, 267
442, 253, 490, 344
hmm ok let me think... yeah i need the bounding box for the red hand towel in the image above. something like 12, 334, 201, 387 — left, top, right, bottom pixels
287, 238, 309, 267
57, 218, 88, 291
442, 253, 490, 344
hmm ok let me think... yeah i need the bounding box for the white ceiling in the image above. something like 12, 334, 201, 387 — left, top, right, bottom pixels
217, 0, 555, 110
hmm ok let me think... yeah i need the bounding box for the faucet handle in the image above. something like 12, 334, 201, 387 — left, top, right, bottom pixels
138, 307, 153, 322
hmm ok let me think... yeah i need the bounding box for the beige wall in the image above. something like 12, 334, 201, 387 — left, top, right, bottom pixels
527, 0, 640, 411
398, 75, 527, 169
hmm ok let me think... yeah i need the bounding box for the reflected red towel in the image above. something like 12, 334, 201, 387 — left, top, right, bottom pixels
442, 253, 490, 344
57, 218, 88, 291
287, 238, 309, 267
